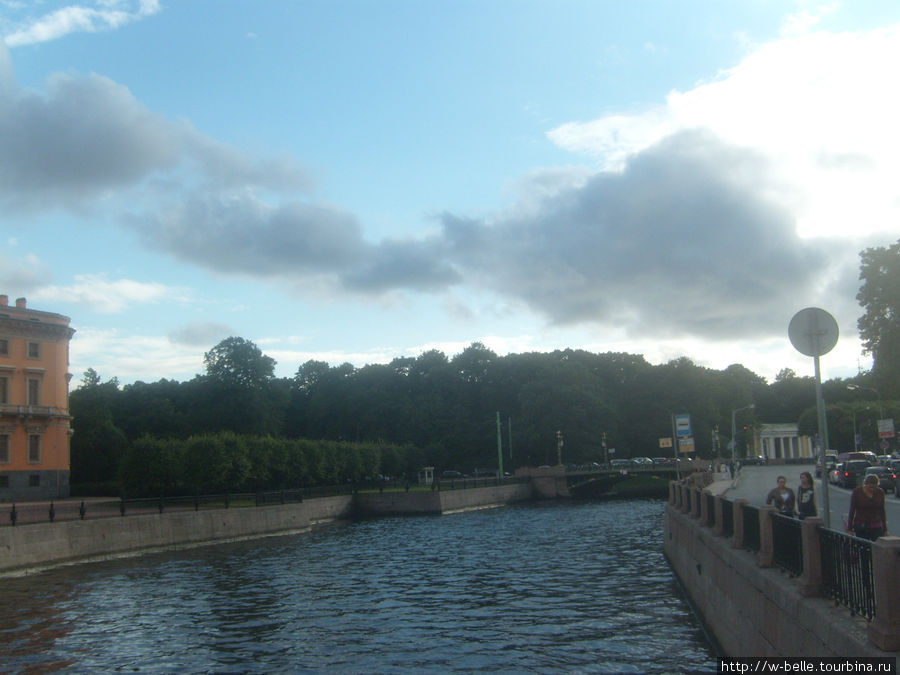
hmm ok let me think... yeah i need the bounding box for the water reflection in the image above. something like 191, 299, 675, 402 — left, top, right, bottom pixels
2, 500, 715, 673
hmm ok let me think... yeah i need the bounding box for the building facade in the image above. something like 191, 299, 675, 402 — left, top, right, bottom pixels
751, 423, 814, 460
0, 296, 75, 501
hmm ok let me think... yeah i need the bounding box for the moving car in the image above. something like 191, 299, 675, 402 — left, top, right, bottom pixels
864, 466, 897, 493
837, 460, 871, 489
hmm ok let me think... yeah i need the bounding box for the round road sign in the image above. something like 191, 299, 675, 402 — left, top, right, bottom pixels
788, 307, 839, 357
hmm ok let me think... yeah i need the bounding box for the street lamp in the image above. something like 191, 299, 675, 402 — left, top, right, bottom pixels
851, 405, 871, 451
731, 404, 755, 464
847, 384, 884, 419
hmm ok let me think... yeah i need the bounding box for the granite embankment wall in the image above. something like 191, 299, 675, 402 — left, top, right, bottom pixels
664, 482, 899, 658
355, 482, 534, 516
1, 483, 537, 573
0, 495, 354, 573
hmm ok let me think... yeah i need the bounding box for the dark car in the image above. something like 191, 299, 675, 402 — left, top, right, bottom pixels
440, 470, 465, 480
864, 466, 897, 493
838, 460, 871, 489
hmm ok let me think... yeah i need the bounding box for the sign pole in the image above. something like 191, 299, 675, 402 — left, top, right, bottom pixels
789, 308, 838, 530
813, 354, 832, 529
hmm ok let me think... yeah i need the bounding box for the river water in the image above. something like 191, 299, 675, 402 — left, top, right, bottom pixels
2, 499, 717, 673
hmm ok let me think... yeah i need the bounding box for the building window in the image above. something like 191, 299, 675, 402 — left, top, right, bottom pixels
27, 378, 40, 406
28, 341, 41, 359
0, 338, 8, 355
28, 434, 41, 463
0, 376, 7, 404
0, 435, 9, 463
29, 474, 40, 487
0, 475, 9, 489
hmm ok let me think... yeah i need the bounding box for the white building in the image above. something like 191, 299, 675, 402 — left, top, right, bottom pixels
751, 423, 814, 460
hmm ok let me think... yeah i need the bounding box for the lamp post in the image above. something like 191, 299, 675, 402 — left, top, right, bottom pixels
731, 404, 755, 464
851, 405, 870, 451
847, 384, 883, 420
556, 430, 563, 466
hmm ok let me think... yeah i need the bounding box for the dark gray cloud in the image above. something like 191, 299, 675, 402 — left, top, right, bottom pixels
0, 58, 311, 213
435, 129, 843, 340
128, 191, 367, 278
0, 48, 856, 344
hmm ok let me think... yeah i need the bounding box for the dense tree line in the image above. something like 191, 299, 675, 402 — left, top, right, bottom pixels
69, 242, 899, 495
71, 344, 896, 496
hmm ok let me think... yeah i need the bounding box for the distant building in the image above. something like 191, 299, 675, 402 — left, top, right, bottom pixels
751, 423, 814, 460
0, 296, 75, 500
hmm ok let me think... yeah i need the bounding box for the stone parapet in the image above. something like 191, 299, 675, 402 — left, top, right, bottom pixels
665, 480, 899, 657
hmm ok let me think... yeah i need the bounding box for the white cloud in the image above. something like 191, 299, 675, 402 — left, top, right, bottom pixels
780, 3, 838, 37
70, 326, 202, 385
547, 24, 900, 240
30, 274, 186, 313
3, 0, 161, 47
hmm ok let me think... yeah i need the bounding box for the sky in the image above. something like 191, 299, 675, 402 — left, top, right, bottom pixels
1, 0, 899, 388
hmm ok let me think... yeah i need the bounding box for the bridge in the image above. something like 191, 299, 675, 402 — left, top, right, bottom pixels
523, 464, 684, 499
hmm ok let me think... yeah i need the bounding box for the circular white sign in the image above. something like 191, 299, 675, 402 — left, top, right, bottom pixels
788, 307, 839, 357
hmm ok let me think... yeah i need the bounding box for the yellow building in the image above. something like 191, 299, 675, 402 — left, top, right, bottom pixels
0, 295, 75, 500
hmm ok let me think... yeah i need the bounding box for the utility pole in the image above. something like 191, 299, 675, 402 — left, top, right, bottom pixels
556, 430, 563, 466
496, 411, 503, 479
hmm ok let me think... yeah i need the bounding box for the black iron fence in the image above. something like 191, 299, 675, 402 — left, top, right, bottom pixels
819, 528, 876, 621
721, 499, 734, 538
742, 504, 761, 552
771, 513, 803, 577
704, 492, 716, 527
676, 486, 879, 622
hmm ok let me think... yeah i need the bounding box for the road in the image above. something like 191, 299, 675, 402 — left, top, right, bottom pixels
710, 464, 899, 533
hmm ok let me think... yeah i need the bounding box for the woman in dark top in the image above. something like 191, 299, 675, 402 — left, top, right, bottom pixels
796, 471, 816, 519
847, 474, 888, 540
766, 476, 796, 516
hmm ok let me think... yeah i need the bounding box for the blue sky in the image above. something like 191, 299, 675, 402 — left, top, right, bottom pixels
2, 1, 899, 387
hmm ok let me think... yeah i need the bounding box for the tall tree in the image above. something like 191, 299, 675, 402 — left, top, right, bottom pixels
204, 337, 276, 389
857, 238, 900, 396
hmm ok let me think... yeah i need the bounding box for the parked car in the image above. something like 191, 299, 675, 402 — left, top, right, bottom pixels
631, 457, 653, 466
816, 453, 838, 478
440, 470, 465, 480
610, 459, 634, 469
828, 463, 843, 485
652, 457, 676, 465
838, 460, 871, 489
864, 466, 897, 493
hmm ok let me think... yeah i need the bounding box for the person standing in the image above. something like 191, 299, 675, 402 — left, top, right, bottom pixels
847, 474, 888, 540
766, 476, 796, 516
796, 471, 817, 519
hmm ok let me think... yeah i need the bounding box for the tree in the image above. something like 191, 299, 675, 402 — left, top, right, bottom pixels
204, 337, 276, 389
857, 239, 900, 395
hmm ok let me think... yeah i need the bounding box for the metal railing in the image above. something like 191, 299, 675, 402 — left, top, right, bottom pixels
3, 476, 531, 526
673, 481, 880, 623
704, 492, 716, 527
4, 488, 333, 526
742, 504, 761, 552
819, 528, 876, 621
771, 513, 803, 576
721, 499, 734, 538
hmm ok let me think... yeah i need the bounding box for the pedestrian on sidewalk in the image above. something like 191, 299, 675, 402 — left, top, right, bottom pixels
796, 471, 816, 519
847, 474, 888, 540
766, 475, 795, 516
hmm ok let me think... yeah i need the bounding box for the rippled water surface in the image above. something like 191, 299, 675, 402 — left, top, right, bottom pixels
2, 500, 716, 673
